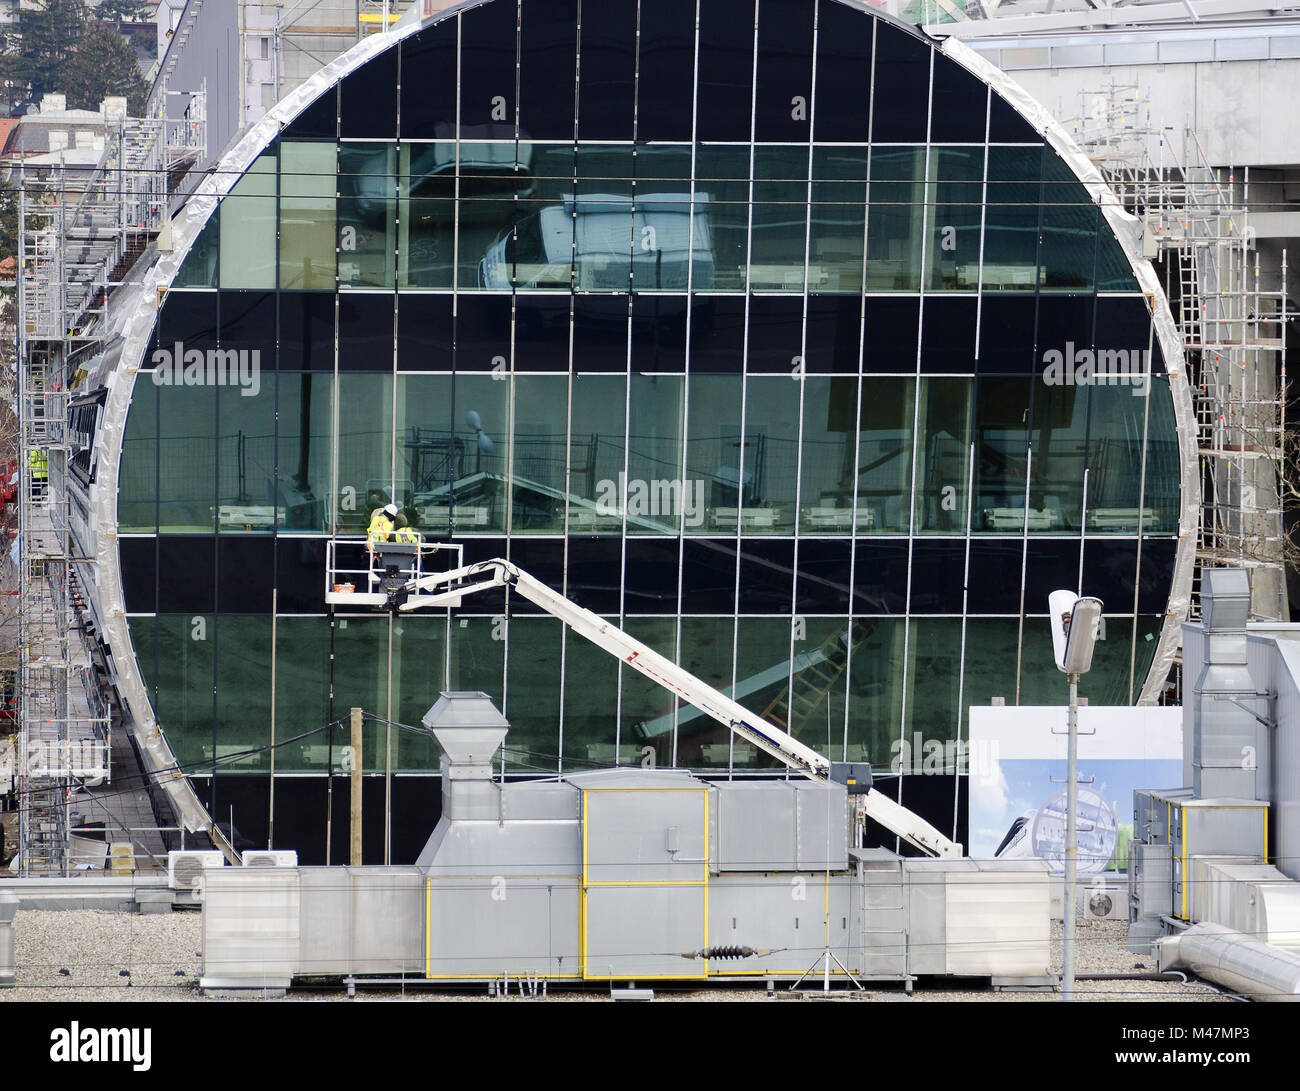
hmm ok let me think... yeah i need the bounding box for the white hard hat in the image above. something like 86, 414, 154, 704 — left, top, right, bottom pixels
383, 503, 399, 518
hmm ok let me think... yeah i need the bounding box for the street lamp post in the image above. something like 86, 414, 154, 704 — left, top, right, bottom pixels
1048, 589, 1104, 1003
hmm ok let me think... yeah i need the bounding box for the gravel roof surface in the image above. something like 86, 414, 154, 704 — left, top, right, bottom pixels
0, 911, 1231, 1002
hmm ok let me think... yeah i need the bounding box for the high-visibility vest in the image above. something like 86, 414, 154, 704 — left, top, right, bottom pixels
394, 527, 421, 543
367, 509, 395, 546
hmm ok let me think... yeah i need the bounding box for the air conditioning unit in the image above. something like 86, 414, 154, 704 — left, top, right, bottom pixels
167, 850, 225, 894
241, 850, 298, 868
1083, 886, 1127, 921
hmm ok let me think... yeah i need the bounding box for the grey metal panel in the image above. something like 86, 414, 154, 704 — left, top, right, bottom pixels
417, 817, 581, 876
1051, 45, 1105, 68
905, 863, 948, 975
1182, 801, 1268, 858
296, 866, 424, 976
427, 876, 578, 979
1216, 37, 1269, 61
1104, 42, 1159, 66
707, 875, 855, 977
712, 783, 796, 871
794, 781, 848, 871
1131, 841, 1173, 921
1271, 641, 1300, 882
583, 885, 706, 979
1160, 38, 1215, 63
583, 788, 708, 884
201, 868, 300, 983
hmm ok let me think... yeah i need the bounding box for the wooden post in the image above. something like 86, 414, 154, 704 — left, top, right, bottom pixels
350, 707, 363, 866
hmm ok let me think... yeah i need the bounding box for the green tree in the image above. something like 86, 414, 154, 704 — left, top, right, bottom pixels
61, 22, 148, 115
0, 0, 87, 112
0, 0, 147, 115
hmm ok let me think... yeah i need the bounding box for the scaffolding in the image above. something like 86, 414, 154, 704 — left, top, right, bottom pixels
1069, 84, 1290, 624
14, 93, 206, 875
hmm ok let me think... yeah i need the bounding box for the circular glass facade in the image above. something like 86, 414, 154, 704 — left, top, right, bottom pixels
108, 0, 1189, 862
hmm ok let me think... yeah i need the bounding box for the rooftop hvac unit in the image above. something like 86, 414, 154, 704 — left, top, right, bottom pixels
1084, 886, 1127, 921
241, 850, 298, 868
167, 850, 225, 893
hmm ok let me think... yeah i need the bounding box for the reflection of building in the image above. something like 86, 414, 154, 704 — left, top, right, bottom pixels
76, 0, 1195, 864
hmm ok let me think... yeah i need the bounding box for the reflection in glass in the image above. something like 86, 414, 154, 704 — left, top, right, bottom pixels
799, 376, 859, 534
809, 147, 867, 293
335, 372, 393, 534
220, 154, 276, 289
511, 374, 568, 532
857, 378, 915, 533
925, 147, 984, 291
742, 376, 800, 534
279, 142, 337, 290
569, 374, 627, 534
684, 374, 743, 535
914, 378, 972, 533
974, 377, 1031, 533
751, 146, 809, 292
338, 142, 396, 289
626, 373, 684, 534
398, 141, 456, 288
866, 148, 925, 291
984, 145, 1042, 291
217, 383, 276, 534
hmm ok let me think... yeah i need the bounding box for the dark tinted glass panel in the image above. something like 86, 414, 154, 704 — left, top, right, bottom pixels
275, 537, 327, 614
121, 537, 157, 613
987, 89, 1039, 143
851, 541, 908, 614
399, 25, 458, 138
283, 88, 337, 140
1023, 539, 1081, 609
739, 539, 795, 613
623, 538, 680, 613
159, 290, 217, 352
682, 539, 738, 613
566, 536, 623, 615
929, 58, 988, 144
573, 296, 629, 371
1137, 540, 1177, 614
973, 376, 1032, 530
1083, 538, 1137, 608
920, 297, 977, 373
631, 296, 687, 373
896, 775, 966, 855
688, 297, 746, 373
637, 0, 696, 141
984, 145, 1042, 292
697, 0, 756, 142
862, 297, 919, 372
277, 374, 331, 532
120, 384, 157, 533
279, 292, 335, 372
460, 0, 518, 133
210, 777, 269, 853
809, 147, 867, 293
519, 0, 577, 139
456, 295, 513, 371
977, 295, 1037, 373
746, 296, 803, 374
454, 537, 509, 615
397, 294, 454, 370
1096, 296, 1155, 354
515, 297, 571, 371
813, 0, 872, 143
908, 540, 967, 613
1040, 154, 1097, 292
966, 539, 1024, 614
340, 45, 397, 138
755, 0, 814, 142
158, 536, 216, 613
806, 296, 861, 373
870, 24, 929, 143
338, 293, 395, 370
795, 539, 851, 615
1036, 294, 1094, 369
219, 291, 275, 355
577, 0, 635, 139
506, 537, 564, 614
218, 537, 274, 613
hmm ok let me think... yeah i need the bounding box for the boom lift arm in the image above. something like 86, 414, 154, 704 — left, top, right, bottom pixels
390, 556, 961, 858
